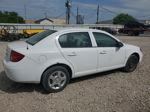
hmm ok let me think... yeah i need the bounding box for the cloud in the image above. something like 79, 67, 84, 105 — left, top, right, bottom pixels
118, 0, 150, 10
114, 0, 150, 19
72, 2, 97, 9
0, 0, 149, 23
73, 1, 150, 20
73, 2, 138, 15
0, 0, 66, 20
72, 1, 140, 22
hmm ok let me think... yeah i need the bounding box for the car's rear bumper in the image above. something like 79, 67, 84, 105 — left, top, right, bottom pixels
3, 57, 40, 83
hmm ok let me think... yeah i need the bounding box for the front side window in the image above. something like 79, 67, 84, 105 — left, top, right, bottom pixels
93, 32, 118, 47
59, 32, 92, 48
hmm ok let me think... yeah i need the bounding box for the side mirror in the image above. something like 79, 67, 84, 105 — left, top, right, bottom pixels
116, 42, 124, 47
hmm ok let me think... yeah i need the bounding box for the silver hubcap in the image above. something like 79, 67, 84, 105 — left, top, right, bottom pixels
48, 71, 67, 90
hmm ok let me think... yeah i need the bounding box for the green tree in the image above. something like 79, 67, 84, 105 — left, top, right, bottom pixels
113, 13, 137, 25
0, 11, 24, 23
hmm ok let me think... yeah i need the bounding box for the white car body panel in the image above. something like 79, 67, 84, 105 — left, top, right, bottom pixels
96, 47, 126, 70
58, 48, 98, 78
55, 31, 98, 78
124, 44, 143, 62
3, 28, 143, 83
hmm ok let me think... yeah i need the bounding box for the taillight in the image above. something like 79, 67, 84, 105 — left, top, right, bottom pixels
10, 50, 24, 62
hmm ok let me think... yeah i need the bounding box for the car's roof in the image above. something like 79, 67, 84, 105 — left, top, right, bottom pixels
52, 28, 113, 37
50, 28, 120, 42
56, 28, 104, 33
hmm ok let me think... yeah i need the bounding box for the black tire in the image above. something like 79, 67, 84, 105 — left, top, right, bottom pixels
134, 32, 140, 36
42, 66, 70, 93
128, 31, 134, 36
8, 36, 14, 41
122, 54, 139, 72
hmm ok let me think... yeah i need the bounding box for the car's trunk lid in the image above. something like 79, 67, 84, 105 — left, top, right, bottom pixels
6, 41, 30, 61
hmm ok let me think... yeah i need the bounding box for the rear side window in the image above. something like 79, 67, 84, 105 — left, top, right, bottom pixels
26, 30, 56, 45
93, 32, 118, 47
59, 32, 92, 48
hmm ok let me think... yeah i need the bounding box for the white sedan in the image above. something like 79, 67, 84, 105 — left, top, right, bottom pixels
3, 29, 143, 93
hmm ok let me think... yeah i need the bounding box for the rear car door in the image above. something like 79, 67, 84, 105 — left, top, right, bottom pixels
92, 32, 126, 71
58, 32, 97, 77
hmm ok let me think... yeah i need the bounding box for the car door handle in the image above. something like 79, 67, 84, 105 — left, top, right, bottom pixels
68, 52, 77, 56
99, 51, 107, 54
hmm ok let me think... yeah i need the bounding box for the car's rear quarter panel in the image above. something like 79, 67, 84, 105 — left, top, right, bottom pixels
28, 36, 74, 83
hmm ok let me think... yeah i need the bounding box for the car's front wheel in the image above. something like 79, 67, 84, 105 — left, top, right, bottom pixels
122, 54, 139, 72
42, 66, 70, 93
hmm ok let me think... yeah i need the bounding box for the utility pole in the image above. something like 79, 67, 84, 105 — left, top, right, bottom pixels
44, 12, 47, 18
97, 5, 99, 24
76, 7, 79, 24
24, 4, 27, 20
65, 0, 71, 24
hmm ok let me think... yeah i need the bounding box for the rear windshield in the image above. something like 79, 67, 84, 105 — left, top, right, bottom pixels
26, 30, 57, 45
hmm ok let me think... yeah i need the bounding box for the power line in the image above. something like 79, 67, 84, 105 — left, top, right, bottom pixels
100, 6, 119, 15
48, 12, 66, 18
70, 11, 76, 18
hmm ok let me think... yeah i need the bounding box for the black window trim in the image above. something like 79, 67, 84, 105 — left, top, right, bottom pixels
58, 32, 93, 48
26, 30, 57, 46
93, 32, 119, 47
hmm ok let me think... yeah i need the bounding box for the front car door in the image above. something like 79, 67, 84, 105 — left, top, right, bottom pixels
58, 32, 97, 78
92, 32, 126, 71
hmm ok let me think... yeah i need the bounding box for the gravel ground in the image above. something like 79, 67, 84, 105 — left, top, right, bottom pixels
0, 36, 150, 112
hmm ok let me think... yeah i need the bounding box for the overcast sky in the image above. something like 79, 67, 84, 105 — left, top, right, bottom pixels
0, 0, 150, 23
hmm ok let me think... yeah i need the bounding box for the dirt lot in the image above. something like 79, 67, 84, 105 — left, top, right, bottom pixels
0, 36, 150, 112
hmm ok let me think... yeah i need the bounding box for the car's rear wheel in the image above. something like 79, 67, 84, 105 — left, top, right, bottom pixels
128, 31, 134, 36
122, 54, 139, 72
42, 66, 70, 93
